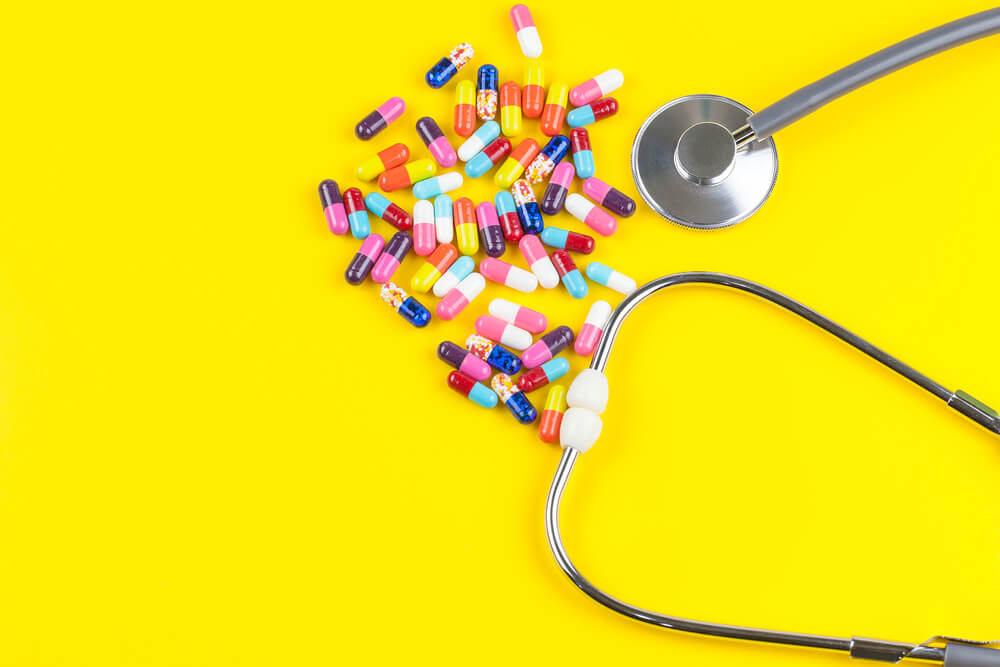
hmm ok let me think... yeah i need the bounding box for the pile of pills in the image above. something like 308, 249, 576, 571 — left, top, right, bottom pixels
319, 5, 640, 438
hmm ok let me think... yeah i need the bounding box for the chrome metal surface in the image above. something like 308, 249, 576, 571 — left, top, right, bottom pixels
674, 122, 736, 184
731, 123, 756, 149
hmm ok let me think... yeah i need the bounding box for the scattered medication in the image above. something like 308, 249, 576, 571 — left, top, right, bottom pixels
426, 43, 474, 89
517, 356, 570, 392
458, 121, 501, 162
475, 314, 533, 350
434, 195, 454, 244
518, 235, 559, 289
416, 117, 457, 167
357, 143, 410, 181
371, 231, 412, 284
494, 190, 524, 243
526, 134, 569, 184
343, 187, 371, 239
540, 227, 595, 254
437, 272, 486, 320
448, 370, 499, 409
476, 65, 499, 121
379, 159, 437, 192
570, 69, 624, 107
500, 82, 522, 136
575, 300, 612, 356
454, 81, 477, 137
413, 171, 463, 199
492, 373, 537, 423
495, 138, 539, 188
476, 201, 506, 258
522, 325, 575, 368
411, 242, 458, 293
318, 180, 349, 235
465, 136, 511, 178
551, 250, 588, 299
438, 341, 492, 382
570, 128, 595, 179
540, 161, 574, 214
565, 193, 617, 236
511, 179, 544, 234
433, 255, 475, 297
480, 257, 538, 294
364, 192, 413, 231
567, 97, 619, 128
453, 197, 479, 255
583, 177, 636, 217
510, 4, 543, 58
488, 298, 547, 334
345, 233, 384, 285
538, 384, 567, 443
412, 200, 436, 256
381, 282, 431, 327
356, 97, 405, 140
585, 262, 637, 295
466, 334, 522, 375
540, 83, 568, 136
522, 61, 545, 119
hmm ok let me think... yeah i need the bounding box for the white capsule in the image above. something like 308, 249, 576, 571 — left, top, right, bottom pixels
433, 256, 475, 297
412, 199, 436, 256
510, 5, 543, 58
480, 257, 538, 293
476, 315, 533, 350
457, 121, 501, 162
434, 195, 454, 244
585, 261, 637, 295
529, 257, 559, 289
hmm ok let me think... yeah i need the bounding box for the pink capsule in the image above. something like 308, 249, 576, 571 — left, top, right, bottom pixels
517, 235, 559, 289
413, 200, 436, 256
488, 298, 547, 334
416, 117, 458, 168
437, 272, 486, 321
569, 70, 625, 107
565, 193, 617, 236
480, 257, 538, 293
582, 177, 636, 217
475, 315, 533, 350
574, 300, 612, 357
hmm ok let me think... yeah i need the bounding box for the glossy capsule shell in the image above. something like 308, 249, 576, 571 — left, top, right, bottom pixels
510, 4, 543, 58
495, 139, 539, 189
345, 233, 384, 285
491, 373, 537, 423
565, 193, 617, 236
567, 97, 619, 128
488, 298, 547, 334
465, 136, 511, 179
540, 227, 595, 254
438, 341, 492, 382
480, 257, 538, 294
453, 197, 479, 255
379, 159, 437, 192
434, 195, 454, 244
476, 202, 506, 258
540, 161, 574, 215
371, 231, 412, 284
551, 250, 588, 299
517, 356, 569, 392
433, 255, 475, 297
494, 190, 523, 243
413, 172, 463, 199
575, 300, 612, 356
356, 97, 405, 140
586, 262, 637, 295
426, 42, 474, 89
518, 235, 559, 289
570, 69, 624, 106
319, 180, 349, 235
522, 62, 544, 118
475, 314, 532, 350
476, 65, 499, 121
357, 143, 410, 181
380, 282, 431, 327
448, 371, 498, 409
412, 200, 436, 257
499, 82, 522, 136
540, 83, 568, 136
512, 179, 544, 235
458, 121, 500, 162
454, 80, 477, 137
538, 384, 567, 443
526, 135, 569, 184
570, 128, 595, 179
466, 334, 522, 375
411, 242, 458, 293
583, 177, 636, 217
522, 325, 574, 368
343, 187, 370, 239
437, 272, 486, 320
416, 117, 457, 168
364, 192, 413, 231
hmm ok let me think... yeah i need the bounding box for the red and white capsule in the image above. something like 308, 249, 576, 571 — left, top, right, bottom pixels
574, 300, 612, 357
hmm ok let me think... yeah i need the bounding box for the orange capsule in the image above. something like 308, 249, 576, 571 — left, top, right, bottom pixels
378, 159, 437, 192
522, 62, 544, 119
356, 143, 410, 181
540, 82, 568, 136
454, 196, 479, 255
494, 138, 539, 188
454, 81, 476, 137
500, 81, 522, 136
538, 384, 566, 443
410, 242, 459, 293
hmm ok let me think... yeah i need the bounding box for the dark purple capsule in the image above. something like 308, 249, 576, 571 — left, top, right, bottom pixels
319, 179, 349, 234
345, 234, 385, 285
355, 97, 405, 141
583, 177, 636, 218
371, 232, 412, 284
476, 202, 506, 258
436, 341, 492, 381
541, 183, 568, 216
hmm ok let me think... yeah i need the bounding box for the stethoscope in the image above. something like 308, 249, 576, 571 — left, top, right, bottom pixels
631, 8, 1000, 229
546, 273, 1000, 667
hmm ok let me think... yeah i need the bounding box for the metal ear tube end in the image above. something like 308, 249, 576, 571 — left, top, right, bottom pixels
731, 123, 756, 150
948, 391, 1000, 434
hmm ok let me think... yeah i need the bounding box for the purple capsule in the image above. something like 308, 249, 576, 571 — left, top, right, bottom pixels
319, 180, 349, 234
370, 231, 412, 284
345, 233, 385, 285
582, 177, 636, 218
355, 97, 405, 141
476, 201, 506, 258
541, 162, 574, 215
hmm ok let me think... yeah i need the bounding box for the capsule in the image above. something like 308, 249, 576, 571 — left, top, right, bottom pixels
454, 80, 477, 137
570, 128, 595, 179
379, 159, 437, 192
438, 341, 492, 382
448, 370, 499, 409
512, 179, 544, 234
565, 193, 617, 236
551, 250, 588, 299
357, 143, 410, 181
345, 233, 384, 285
476, 201, 506, 258
540, 83, 568, 136
583, 177, 636, 217
517, 356, 569, 393
343, 187, 370, 239
476, 65, 499, 121
475, 314, 532, 350
465, 136, 511, 179
412, 200, 436, 257
538, 384, 567, 443
540, 227, 595, 254
416, 117, 457, 168
575, 300, 612, 356
413, 172, 463, 199
492, 373, 537, 423
567, 97, 619, 128
458, 121, 501, 162
499, 82, 522, 136
518, 235, 559, 289
494, 191, 524, 243
318, 180, 349, 235
488, 298, 547, 334
453, 197, 479, 255
433, 255, 475, 298
522, 325, 574, 368
586, 262, 637, 295
480, 257, 538, 294
510, 4, 543, 58
437, 272, 486, 321
434, 195, 454, 244
380, 282, 431, 327
371, 231, 412, 284
495, 139, 539, 189
364, 192, 413, 231
570, 70, 624, 107
522, 61, 545, 119
466, 334, 522, 375
411, 242, 458, 293
355, 97, 405, 141
426, 42, 474, 89
526, 135, 569, 184
540, 162, 574, 215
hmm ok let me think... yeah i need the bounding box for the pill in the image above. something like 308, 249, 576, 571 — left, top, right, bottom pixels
411, 242, 458, 293
518, 235, 559, 289
433, 255, 475, 297
475, 314, 533, 350
454, 81, 477, 137
570, 69, 624, 107
476, 64, 499, 121
434, 195, 454, 244
466, 334, 522, 375
540, 161, 574, 215
371, 231, 412, 284
426, 42, 474, 89
526, 134, 570, 185
570, 128, 595, 179
413, 172, 463, 199
488, 298, 547, 334
318, 180, 349, 235
437, 271, 486, 320
551, 250, 588, 299
575, 300, 612, 356
448, 370, 499, 409
494, 191, 524, 243
364, 192, 413, 231
412, 200, 436, 256
567, 97, 619, 128
492, 373, 537, 424
356, 143, 410, 181
453, 197, 479, 255
458, 121, 501, 162
476, 201, 506, 258
585, 262, 637, 295
480, 257, 538, 294
494, 138, 539, 189
540, 227, 595, 254
565, 193, 617, 236
381, 282, 431, 327
522, 325, 575, 368
517, 356, 570, 392
500, 81, 522, 136
540, 83, 568, 136
582, 177, 636, 217
379, 159, 437, 192
345, 233, 384, 285
510, 4, 543, 58
343, 187, 370, 239
538, 384, 567, 443
438, 341, 492, 382
511, 179, 544, 235
465, 136, 511, 179
355, 97, 405, 141
416, 117, 457, 168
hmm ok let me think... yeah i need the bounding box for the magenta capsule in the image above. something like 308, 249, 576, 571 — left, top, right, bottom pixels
345, 233, 385, 285
412, 200, 436, 256
355, 97, 405, 141
318, 179, 349, 234
522, 326, 574, 369
582, 177, 636, 217
480, 257, 538, 293
476, 202, 506, 258
518, 235, 559, 289
540, 162, 574, 215
370, 231, 412, 284
437, 341, 492, 381
475, 315, 533, 350
574, 300, 612, 357
416, 117, 458, 168
488, 297, 547, 334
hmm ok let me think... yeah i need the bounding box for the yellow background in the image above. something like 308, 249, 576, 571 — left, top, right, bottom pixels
2, 1, 999, 664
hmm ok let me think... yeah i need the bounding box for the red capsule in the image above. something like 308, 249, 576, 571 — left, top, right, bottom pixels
343, 188, 365, 216
482, 136, 512, 164
550, 250, 577, 277
570, 128, 591, 152
564, 230, 595, 254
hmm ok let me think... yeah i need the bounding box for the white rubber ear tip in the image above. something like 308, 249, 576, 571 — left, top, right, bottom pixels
566, 369, 608, 414
560, 408, 603, 453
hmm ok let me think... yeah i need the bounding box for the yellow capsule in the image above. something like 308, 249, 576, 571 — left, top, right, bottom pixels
500, 82, 522, 137
378, 158, 438, 192
540, 82, 569, 136
453, 197, 479, 256
494, 138, 539, 189
356, 143, 410, 181
410, 243, 458, 293
454, 80, 477, 137
523, 62, 545, 119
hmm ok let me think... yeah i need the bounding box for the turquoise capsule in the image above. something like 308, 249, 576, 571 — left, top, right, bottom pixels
567, 106, 596, 127
364, 192, 391, 218
540, 227, 570, 248
540, 356, 570, 381
413, 172, 463, 199
561, 269, 588, 298
432, 255, 476, 298
465, 151, 494, 178
348, 211, 369, 239
573, 149, 595, 178
585, 261, 637, 295
469, 382, 499, 408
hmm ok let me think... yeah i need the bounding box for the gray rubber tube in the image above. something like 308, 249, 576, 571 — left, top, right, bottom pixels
748, 7, 1000, 139
944, 645, 1000, 667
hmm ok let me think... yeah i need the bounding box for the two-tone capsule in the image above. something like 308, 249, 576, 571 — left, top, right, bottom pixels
499, 82, 521, 136
412, 200, 436, 256
583, 177, 636, 217
551, 250, 588, 299
570, 128, 595, 179
522, 325, 574, 368
565, 193, 617, 236
364, 192, 412, 231
526, 134, 569, 184
438, 341, 492, 382
437, 272, 486, 320
448, 371, 498, 409
488, 298, 547, 334
476, 65, 498, 121
480, 257, 538, 294
517, 357, 569, 393
522, 62, 545, 119
540, 227, 595, 254
494, 138, 539, 188
492, 373, 537, 424
567, 97, 619, 128
457, 121, 500, 162
453, 197, 479, 255
454, 81, 477, 137
575, 300, 612, 356
433, 255, 475, 297
512, 179, 544, 234
540, 83, 568, 136
318, 180, 349, 235
434, 195, 454, 244
426, 42, 474, 88
476, 201, 506, 258
465, 137, 511, 179
494, 191, 524, 243
416, 117, 457, 168
371, 231, 412, 284
540, 161, 574, 215
357, 143, 410, 181
413, 172, 463, 199
586, 262, 637, 295
475, 314, 532, 350
379, 159, 437, 192
345, 233, 384, 285
343, 187, 370, 239
570, 70, 624, 106
538, 384, 567, 443
411, 242, 458, 293
510, 4, 543, 58
466, 334, 522, 375
380, 282, 431, 327
355, 97, 405, 140
518, 235, 559, 289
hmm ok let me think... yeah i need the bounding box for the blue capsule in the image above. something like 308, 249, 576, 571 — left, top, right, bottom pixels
511, 180, 544, 235
426, 43, 474, 89
538, 135, 570, 166
492, 373, 537, 424
476, 65, 499, 121
381, 282, 432, 327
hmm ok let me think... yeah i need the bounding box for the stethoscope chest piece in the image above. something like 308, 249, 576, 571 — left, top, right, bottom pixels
632, 94, 778, 230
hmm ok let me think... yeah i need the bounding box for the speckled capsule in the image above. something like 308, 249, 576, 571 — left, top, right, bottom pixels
540, 161, 574, 215
416, 117, 457, 168
494, 190, 524, 243
511, 179, 544, 235
355, 97, 405, 140
583, 177, 636, 217
525, 135, 569, 184
345, 233, 384, 285
466, 334, 522, 375
380, 281, 431, 327
491, 373, 537, 424
476, 65, 499, 121
476, 201, 506, 258
426, 43, 474, 89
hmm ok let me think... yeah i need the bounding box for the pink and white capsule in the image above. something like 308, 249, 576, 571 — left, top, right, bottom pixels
475, 314, 533, 350
565, 193, 617, 236
436, 272, 486, 320
518, 235, 559, 289
413, 200, 436, 256
574, 300, 612, 357
510, 4, 542, 58
569, 69, 624, 107
480, 257, 538, 293
488, 297, 548, 334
